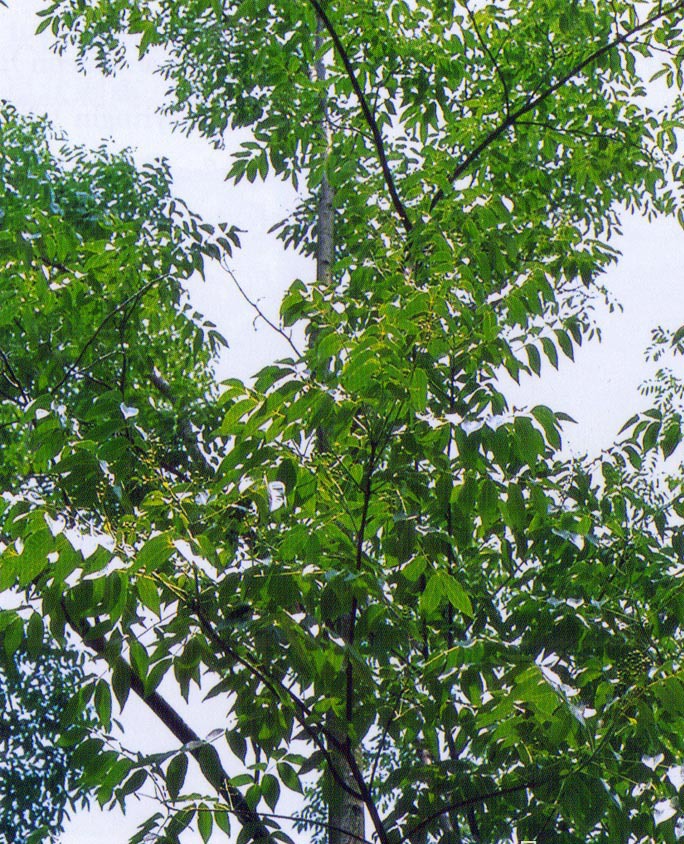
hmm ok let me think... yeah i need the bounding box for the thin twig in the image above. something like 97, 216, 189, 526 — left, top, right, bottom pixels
221, 262, 302, 358
464, 0, 510, 117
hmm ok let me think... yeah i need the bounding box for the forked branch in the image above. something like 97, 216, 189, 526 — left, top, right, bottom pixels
430, 0, 684, 212
305, 0, 413, 233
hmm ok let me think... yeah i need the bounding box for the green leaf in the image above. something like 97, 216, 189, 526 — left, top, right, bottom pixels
409, 369, 428, 412
261, 773, 280, 810
219, 397, 258, 435
134, 533, 175, 573
112, 658, 131, 710
137, 576, 161, 616
197, 745, 224, 791
439, 573, 474, 617
655, 677, 684, 715
661, 420, 681, 458
420, 574, 443, 615
130, 640, 149, 680
226, 731, 247, 763
503, 484, 526, 531
144, 658, 172, 698
197, 804, 213, 843
94, 680, 112, 730
25, 613, 44, 658
214, 811, 231, 838
167, 809, 194, 840
554, 328, 574, 360
166, 753, 188, 801
276, 761, 302, 793
3, 616, 23, 657
526, 343, 542, 375
643, 420, 661, 452
120, 769, 147, 798
402, 555, 427, 582
540, 336, 559, 369
531, 405, 562, 450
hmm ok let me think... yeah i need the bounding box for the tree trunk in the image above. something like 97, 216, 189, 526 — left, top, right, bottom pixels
314, 11, 366, 844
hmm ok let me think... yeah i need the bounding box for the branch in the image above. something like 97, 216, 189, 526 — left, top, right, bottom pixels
192, 599, 365, 802
346, 440, 377, 720
0, 349, 28, 405
515, 118, 659, 163
403, 771, 558, 841
430, 0, 684, 211
464, 0, 510, 118
149, 365, 215, 478
67, 615, 276, 844
220, 262, 302, 358
369, 687, 404, 792
53, 274, 167, 393
305, 0, 413, 233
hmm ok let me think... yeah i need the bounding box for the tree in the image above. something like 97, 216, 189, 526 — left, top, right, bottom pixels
0, 639, 93, 844
3, 1, 684, 842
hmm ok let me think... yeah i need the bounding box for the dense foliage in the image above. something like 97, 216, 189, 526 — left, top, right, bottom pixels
3, 1, 684, 842
0, 642, 92, 844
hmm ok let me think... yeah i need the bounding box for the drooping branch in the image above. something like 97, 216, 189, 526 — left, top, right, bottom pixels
304, 0, 413, 233
430, 0, 684, 212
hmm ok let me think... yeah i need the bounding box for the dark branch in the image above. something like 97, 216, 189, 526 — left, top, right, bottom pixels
67, 615, 276, 843
403, 771, 559, 840
149, 365, 215, 478
192, 598, 365, 802
516, 118, 659, 162
430, 0, 684, 211
306, 0, 413, 233
0, 348, 27, 402
369, 686, 403, 793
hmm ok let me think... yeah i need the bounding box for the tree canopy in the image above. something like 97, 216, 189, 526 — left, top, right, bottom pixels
0, 639, 92, 844
3, 2, 684, 843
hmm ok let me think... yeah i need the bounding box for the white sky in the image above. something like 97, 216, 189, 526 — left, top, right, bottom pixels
0, 2, 683, 843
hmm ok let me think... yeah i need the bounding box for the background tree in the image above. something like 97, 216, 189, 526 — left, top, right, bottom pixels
2, 1, 684, 842
0, 640, 93, 844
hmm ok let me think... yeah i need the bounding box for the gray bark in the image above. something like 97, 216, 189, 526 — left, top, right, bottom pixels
315, 30, 334, 286
314, 12, 366, 844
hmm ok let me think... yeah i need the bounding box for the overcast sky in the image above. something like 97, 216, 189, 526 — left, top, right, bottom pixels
3, 3, 683, 450
1, 2, 683, 842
